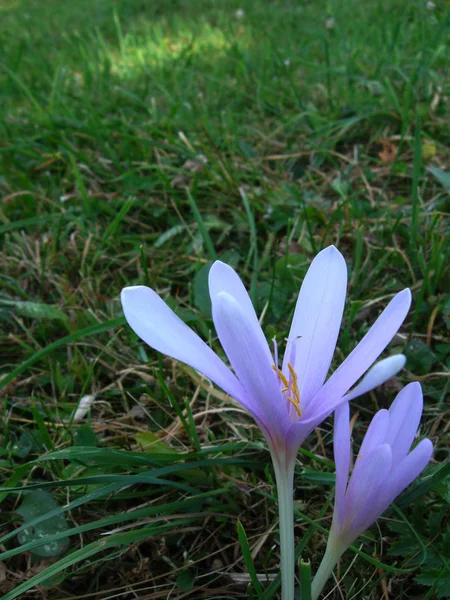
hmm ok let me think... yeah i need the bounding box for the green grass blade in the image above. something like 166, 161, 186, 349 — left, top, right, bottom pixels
299, 559, 312, 600
237, 520, 265, 599
186, 188, 217, 260
0, 317, 126, 391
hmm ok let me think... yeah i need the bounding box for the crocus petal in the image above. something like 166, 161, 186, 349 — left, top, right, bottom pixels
383, 438, 433, 508
312, 289, 411, 414
386, 382, 423, 468
121, 286, 244, 401
333, 403, 351, 529
209, 261, 272, 365
284, 420, 320, 462
356, 409, 389, 462
370, 438, 433, 526
283, 246, 347, 406
285, 389, 350, 455
284, 391, 348, 459
342, 444, 392, 542
212, 291, 290, 442
343, 355, 406, 402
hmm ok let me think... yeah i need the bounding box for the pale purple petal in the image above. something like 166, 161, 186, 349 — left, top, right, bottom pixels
343, 355, 406, 402
356, 409, 389, 463
341, 444, 392, 542
283, 246, 347, 406
121, 286, 244, 401
209, 261, 273, 365
386, 382, 423, 468
381, 438, 433, 510
285, 394, 348, 457
285, 421, 318, 461
212, 291, 290, 442
333, 403, 351, 529
312, 289, 411, 414
363, 438, 433, 531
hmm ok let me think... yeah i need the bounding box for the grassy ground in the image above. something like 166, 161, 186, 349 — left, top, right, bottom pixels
1, 0, 449, 598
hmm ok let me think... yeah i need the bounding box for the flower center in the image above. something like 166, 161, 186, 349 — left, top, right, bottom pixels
272, 363, 302, 417
272, 336, 302, 418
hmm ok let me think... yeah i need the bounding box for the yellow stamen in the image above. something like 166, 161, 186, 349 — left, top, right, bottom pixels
287, 363, 301, 415
287, 396, 302, 417
272, 363, 302, 417
272, 364, 290, 389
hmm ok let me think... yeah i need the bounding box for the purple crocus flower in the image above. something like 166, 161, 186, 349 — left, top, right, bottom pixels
311, 382, 433, 600
121, 246, 410, 460
121, 245, 411, 600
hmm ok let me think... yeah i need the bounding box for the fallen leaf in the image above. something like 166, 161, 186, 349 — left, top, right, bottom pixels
378, 139, 398, 163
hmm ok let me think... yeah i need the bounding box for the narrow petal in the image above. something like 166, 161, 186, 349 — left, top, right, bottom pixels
386, 382, 423, 468
341, 444, 392, 543
121, 286, 244, 401
333, 403, 351, 529
371, 438, 433, 525
384, 438, 433, 506
312, 289, 411, 414
294, 355, 406, 439
344, 355, 406, 402
212, 291, 290, 442
356, 409, 389, 462
283, 246, 347, 405
209, 260, 273, 365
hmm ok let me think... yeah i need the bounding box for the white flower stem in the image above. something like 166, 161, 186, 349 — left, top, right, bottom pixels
311, 535, 345, 600
272, 453, 296, 600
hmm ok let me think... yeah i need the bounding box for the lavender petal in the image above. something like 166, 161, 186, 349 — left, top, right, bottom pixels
121, 286, 244, 401
209, 260, 272, 365
333, 403, 351, 529
212, 291, 290, 442
356, 409, 389, 465
342, 444, 392, 542
283, 245, 347, 407
382, 438, 433, 510
386, 382, 424, 468
311, 289, 411, 414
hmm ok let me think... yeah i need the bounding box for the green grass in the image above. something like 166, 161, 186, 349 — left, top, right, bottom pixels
0, 0, 449, 598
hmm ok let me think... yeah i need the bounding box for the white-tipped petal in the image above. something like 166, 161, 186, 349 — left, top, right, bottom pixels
344, 354, 406, 402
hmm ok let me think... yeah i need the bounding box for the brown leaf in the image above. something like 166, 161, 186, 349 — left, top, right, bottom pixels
378, 139, 398, 163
